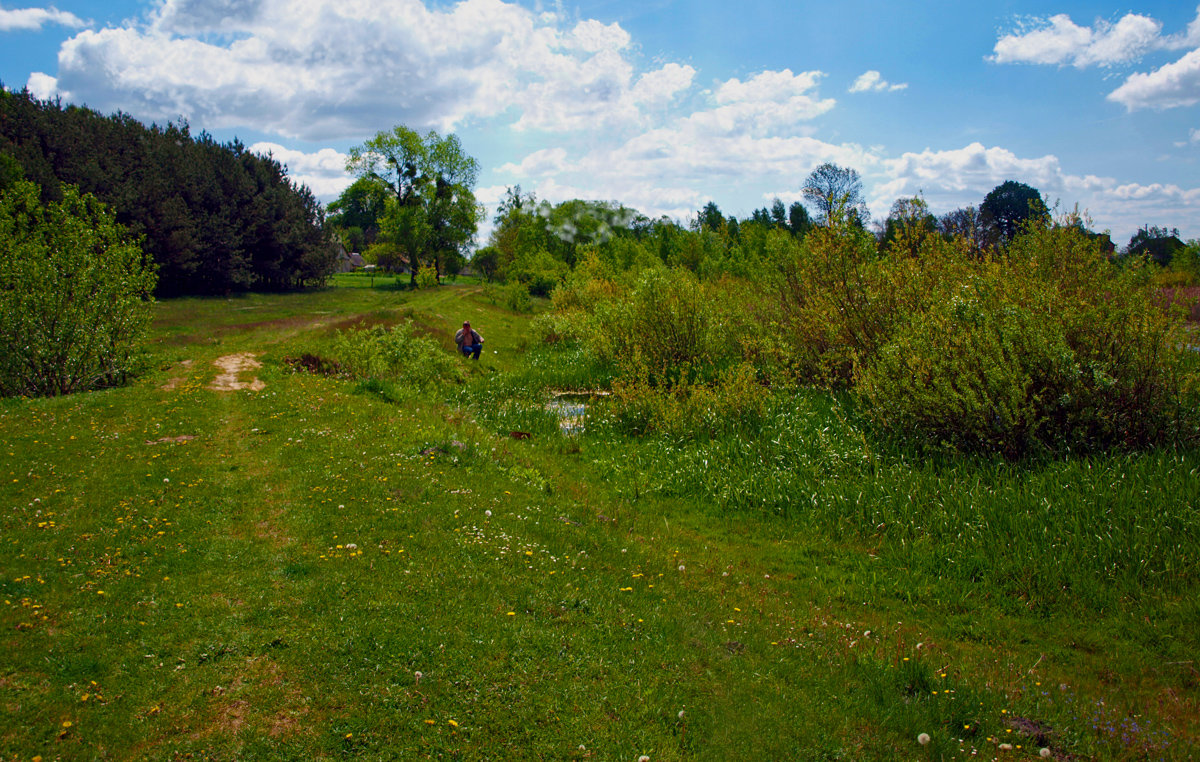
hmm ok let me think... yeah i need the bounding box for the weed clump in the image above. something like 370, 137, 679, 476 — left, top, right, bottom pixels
330, 320, 463, 394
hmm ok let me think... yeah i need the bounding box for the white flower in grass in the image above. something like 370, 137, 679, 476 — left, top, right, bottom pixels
638, 756, 650, 762
485, 510, 492, 517
678, 709, 685, 719
678, 565, 685, 572
1040, 750, 1052, 759
917, 732, 931, 745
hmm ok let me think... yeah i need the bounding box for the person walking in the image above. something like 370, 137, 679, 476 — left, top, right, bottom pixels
455, 321, 483, 360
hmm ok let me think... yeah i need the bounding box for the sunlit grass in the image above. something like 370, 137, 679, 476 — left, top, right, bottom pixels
0, 283, 1195, 759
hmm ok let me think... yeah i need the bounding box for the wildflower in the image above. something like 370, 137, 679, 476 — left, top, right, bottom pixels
999, 743, 1012, 750
485, 510, 492, 517
506, 611, 515, 616
424, 719, 435, 725
678, 565, 685, 572
414, 671, 423, 684
448, 719, 458, 728
345, 733, 353, 739
1040, 749, 1051, 758
678, 710, 685, 719
638, 756, 650, 762
918, 733, 930, 745
163, 478, 169, 483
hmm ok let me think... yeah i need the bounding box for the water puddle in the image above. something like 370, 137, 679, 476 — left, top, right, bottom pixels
545, 391, 609, 435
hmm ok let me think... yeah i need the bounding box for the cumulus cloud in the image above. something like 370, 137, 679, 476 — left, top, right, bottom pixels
0, 5, 85, 32
1108, 49, 1200, 110
848, 70, 908, 93
873, 141, 1200, 242
991, 12, 1163, 67
494, 68, 867, 222
498, 147, 574, 176
249, 142, 352, 199
991, 8, 1200, 113
28, 0, 695, 141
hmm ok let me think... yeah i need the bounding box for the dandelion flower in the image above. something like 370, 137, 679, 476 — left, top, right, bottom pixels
485, 510, 492, 517
678, 709, 685, 719
917, 733, 930, 745
638, 756, 650, 762
414, 671, 422, 683
1039, 750, 1051, 759
678, 565, 685, 572
448, 719, 458, 728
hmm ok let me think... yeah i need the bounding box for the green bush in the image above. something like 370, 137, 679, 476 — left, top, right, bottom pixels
605, 362, 768, 438
0, 180, 156, 396
589, 267, 745, 385
415, 265, 439, 289
856, 224, 1197, 456
330, 321, 463, 392
503, 280, 532, 313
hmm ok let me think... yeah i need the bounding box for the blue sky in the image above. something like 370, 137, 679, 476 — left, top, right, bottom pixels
2, 0, 1199, 245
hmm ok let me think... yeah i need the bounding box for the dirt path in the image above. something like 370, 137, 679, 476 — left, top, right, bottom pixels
209, 353, 265, 391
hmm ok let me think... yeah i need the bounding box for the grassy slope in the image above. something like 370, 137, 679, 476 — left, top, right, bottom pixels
1, 280, 1196, 760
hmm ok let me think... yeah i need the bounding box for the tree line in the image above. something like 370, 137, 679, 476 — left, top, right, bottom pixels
0, 87, 335, 296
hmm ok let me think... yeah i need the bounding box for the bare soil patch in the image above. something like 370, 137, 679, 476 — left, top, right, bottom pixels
160, 359, 195, 391
209, 354, 265, 392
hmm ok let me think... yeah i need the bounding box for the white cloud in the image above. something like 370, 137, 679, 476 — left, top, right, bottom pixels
991, 12, 1162, 67
0, 5, 85, 32
25, 71, 57, 99
249, 142, 351, 199
498, 147, 574, 176
849, 70, 908, 93
29, 0, 694, 141
493, 69, 868, 223
873, 141, 1200, 242
1108, 48, 1200, 110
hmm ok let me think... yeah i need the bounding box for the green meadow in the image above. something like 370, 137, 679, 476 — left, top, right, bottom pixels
2, 278, 1197, 760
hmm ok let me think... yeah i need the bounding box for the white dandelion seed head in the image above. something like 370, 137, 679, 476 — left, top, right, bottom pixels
485, 510, 492, 517
678, 709, 685, 719
917, 733, 931, 745
999, 743, 1013, 751
678, 565, 685, 572
1039, 750, 1052, 759
163, 478, 170, 483
638, 756, 650, 762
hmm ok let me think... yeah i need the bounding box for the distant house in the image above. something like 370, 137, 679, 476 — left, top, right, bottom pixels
336, 248, 368, 273
1130, 235, 1185, 266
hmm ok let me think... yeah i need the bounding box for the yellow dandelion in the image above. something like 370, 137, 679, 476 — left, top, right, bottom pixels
448, 719, 458, 728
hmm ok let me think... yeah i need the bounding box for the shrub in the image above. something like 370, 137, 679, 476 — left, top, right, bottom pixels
856, 224, 1197, 456
589, 267, 746, 385
0, 181, 156, 396
415, 265, 439, 289
606, 362, 768, 438
330, 321, 463, 392
503, 281, 532, 313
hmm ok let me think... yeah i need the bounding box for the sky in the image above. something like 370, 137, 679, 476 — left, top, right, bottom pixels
2, 0, 1199, 246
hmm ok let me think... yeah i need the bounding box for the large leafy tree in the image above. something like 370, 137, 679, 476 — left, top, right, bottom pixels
326, 177, 390, 253
980, 180, 1048, 249
346, 126, 481, 283
802, 163, 868, 226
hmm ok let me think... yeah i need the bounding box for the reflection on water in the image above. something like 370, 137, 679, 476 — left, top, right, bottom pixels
545, 391, 609, 435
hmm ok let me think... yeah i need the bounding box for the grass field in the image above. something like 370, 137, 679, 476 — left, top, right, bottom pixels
1, 280, 1197, 760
